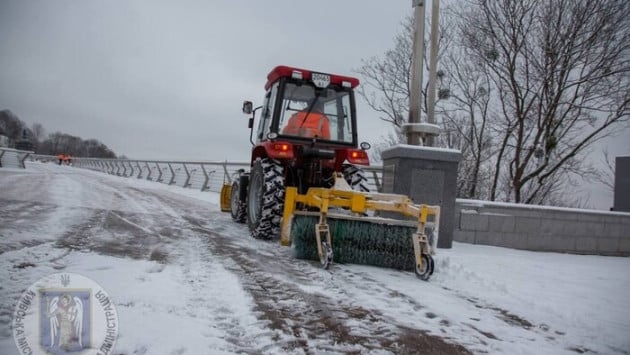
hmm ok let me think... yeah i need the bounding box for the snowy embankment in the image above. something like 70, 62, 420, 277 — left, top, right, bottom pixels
1, 162, 629, 355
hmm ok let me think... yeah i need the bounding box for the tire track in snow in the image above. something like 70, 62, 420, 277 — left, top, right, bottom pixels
180, 217, 470, 354
149, 190, 578, 354
123, 187, 470, 353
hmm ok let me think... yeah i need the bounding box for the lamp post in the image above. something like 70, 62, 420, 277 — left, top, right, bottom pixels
406, 0, 426, 146
404, 0, 440, 146
426, 0, 440, 146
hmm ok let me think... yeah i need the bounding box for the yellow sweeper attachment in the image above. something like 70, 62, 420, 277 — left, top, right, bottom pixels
220, 183, 232, 212
221, 176, 232, 212
282, 174, 440, 280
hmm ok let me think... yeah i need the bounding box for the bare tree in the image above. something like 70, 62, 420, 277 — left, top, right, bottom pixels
355, 15, 452, 130
440, 42, 497, 199
458, 0, 630, 204
355, 13, 458, 168
39, 133, 117, 158
354, 6, 495, 199
589, 149, 616, 192
356, 0, 629, 205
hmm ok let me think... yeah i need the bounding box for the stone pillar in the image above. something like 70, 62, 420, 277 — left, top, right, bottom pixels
381, 145, 461, 248
614, 156, 630, 212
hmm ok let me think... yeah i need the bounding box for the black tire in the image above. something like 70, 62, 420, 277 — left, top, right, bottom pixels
415, 254, 435, 281
342, 164, 370, 192
247, 158, 285, 239
230, 180, 246, 223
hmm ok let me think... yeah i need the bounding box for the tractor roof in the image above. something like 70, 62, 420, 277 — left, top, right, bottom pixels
265, 65, 360, 90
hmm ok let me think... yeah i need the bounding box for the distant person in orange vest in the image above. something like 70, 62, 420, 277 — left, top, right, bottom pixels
57, 154, 64, 165
282, 99, 330, 139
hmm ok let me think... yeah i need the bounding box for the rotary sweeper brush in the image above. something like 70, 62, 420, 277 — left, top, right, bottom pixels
220, 65, 440, 280
281, 174, 439, 280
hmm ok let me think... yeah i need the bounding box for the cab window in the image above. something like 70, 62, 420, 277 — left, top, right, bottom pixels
256, 82, 278, 143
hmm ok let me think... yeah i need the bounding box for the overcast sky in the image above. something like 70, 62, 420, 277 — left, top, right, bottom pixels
1, 0, 628, 209
0, 0, 406, 162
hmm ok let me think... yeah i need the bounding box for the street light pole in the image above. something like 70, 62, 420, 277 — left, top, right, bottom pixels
405, 0, 441, 147
426, 0, 440, 146
407, 0, 426, 146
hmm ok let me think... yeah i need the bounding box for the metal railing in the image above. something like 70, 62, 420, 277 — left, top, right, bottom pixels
30, 154, 384, 193
0, 147, 33, 169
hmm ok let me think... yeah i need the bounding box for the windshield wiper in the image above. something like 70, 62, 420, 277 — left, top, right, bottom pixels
298, 93, 321, 130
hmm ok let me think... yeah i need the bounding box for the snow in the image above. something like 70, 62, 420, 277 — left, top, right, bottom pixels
458, 198, 630, 217
1, 162, 629, 354
385, 143, 462, 154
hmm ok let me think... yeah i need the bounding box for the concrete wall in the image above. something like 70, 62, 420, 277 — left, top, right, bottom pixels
454, 199, 630, 256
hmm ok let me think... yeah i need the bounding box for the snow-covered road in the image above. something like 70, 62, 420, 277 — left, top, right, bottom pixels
1, 162, 629, 354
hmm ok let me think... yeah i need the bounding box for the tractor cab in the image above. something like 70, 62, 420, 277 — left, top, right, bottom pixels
243, 66, 368, 167
259, 66, 359, 146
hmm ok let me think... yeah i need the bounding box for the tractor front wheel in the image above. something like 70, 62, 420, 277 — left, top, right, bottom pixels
230, 179, 246, 223
247, 158, 285, 239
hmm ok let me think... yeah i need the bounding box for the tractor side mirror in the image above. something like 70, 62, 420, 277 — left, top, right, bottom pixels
242, 101, 253, 114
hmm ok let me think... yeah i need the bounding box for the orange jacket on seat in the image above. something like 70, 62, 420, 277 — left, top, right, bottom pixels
282, 111, 330, 139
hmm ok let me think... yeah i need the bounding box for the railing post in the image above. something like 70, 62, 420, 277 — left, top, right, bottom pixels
121, 161, 127, 177
19, 152, 31, 168
156, 163, 163, 182
167, 163, 176, 185
201, 164, 210, 191
222, 161, 232, 184
371, 171, 381, 192
146, 162, 152, 180
0, 149, 5, 167
183, 163, 192, 188
136, 162, 142, 178
116, 162, 122, 176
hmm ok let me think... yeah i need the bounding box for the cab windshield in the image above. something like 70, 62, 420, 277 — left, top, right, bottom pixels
278, 82, 354, 144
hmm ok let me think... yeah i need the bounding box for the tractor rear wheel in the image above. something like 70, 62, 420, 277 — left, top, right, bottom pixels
247, 158, 285, 239
342, 164, 369, 192
230, 180, 246, 223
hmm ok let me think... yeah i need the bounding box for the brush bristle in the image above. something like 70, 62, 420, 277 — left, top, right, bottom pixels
291, 214, 418, 271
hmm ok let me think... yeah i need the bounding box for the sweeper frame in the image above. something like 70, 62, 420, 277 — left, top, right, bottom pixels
281, 173, 440, 280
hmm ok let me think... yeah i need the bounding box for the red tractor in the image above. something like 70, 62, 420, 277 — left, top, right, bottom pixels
228, 65, 372, 240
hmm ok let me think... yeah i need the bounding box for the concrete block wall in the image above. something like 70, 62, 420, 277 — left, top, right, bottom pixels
454, 199, 630, 256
